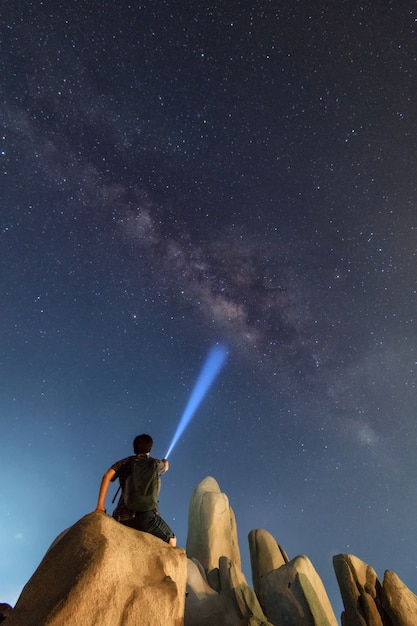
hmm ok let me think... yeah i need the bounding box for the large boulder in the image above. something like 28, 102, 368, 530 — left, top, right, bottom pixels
381, 570, 417, 626
185, 477, 272, 625
334, 554, 417, 625
260, 554, 339, 626
186, 476, 241, 572
185, 556, 272, 626
6, 512, 187, 626
333, 554, 390, 626
248, 528, 289, 609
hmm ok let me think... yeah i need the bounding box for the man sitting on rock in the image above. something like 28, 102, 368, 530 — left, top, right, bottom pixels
95, 433, 176, 546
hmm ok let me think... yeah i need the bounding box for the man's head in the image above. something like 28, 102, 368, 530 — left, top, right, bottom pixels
133, 433, 153, 455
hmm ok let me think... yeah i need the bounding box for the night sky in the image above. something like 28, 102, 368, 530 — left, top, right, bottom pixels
2, 1, 417, 617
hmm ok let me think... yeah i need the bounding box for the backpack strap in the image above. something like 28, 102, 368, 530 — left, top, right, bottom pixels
111, 485, 121, 504
112, 457, 135, 504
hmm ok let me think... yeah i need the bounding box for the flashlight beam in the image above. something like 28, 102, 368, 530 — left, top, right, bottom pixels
165, 344, 228, 459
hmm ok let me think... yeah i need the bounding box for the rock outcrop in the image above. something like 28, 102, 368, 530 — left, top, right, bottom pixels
249, 529, 338, 625
333, 553, 417, 626
185, 476, 271, 625
333, 554, 386, 626
381, 570, 417, 626
186, 476, 241, 571
185, 556, 272, 626
5, 512, 186, 626
249, 528, 289, 608
3, 478, 417, 625
259, 554, 339, 626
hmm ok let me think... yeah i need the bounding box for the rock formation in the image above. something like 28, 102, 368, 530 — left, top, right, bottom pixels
248, 528, 289, 607
185, 556, 272, 626
260, 554, 339, 626
185, 477, 271, 625
3, 477, 417, 625
186, 476, 241, 571
249, 529, 338, 626
381, 570, 417, 626
333, 553, 417, 626
4, 512, 186, 626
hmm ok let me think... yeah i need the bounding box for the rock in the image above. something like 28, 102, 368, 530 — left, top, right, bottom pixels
332, 554, 390, 626
218, 556, 272, 626
248, 528, 289, 609
185, 557, 272, 626
5, 477, 417, 626
381, 569, 417, 626
185, 557, 235, 626
186, 476, 241, 572
261, 554, 339, 626
185, 478, 271, 625
5, 511, 187, 626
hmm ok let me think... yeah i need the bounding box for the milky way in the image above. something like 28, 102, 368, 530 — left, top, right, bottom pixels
2, 1, 417, 616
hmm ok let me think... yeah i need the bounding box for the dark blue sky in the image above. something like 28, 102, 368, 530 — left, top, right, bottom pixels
2, 1, 417, 617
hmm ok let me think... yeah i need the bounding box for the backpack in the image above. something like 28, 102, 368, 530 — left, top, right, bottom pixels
123, 455, 160, 512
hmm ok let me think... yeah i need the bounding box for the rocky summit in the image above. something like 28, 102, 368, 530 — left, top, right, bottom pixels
2, 476, 416, 625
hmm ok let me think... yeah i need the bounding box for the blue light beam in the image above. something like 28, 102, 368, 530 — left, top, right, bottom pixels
165, 344, 228, 459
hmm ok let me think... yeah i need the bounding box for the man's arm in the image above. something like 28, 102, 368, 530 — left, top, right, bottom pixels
95, 468, 116, 512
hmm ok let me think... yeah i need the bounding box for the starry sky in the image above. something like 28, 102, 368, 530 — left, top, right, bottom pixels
2, 1, 417, 617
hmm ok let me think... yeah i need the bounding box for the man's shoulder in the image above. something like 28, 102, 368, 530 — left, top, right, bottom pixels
111, 455, 135, 472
